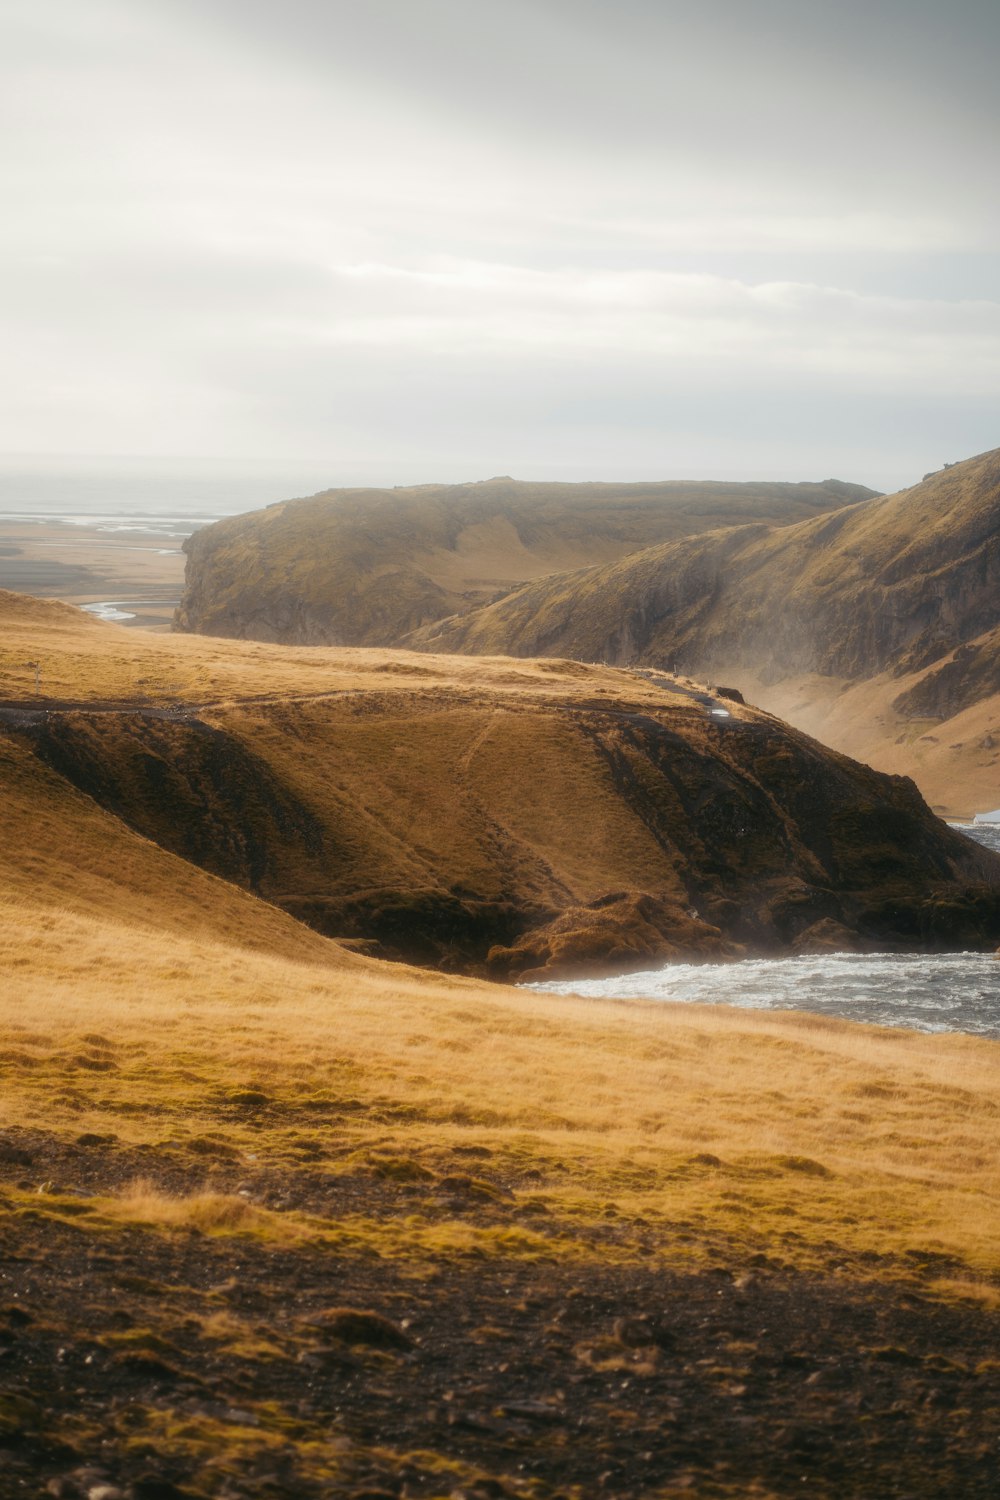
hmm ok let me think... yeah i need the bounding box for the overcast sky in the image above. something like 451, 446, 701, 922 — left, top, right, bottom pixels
2, 0, 998, 492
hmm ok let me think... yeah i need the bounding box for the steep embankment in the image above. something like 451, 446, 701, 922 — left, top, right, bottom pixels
712, 641, 1000, 821
174, 475, 873, 647
3, 592, 998, 978
413, 452, 1000, 679
412, 450, 1000, 815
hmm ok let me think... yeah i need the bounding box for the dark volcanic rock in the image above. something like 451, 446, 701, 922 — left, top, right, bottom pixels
4, 1182, 1000, 1500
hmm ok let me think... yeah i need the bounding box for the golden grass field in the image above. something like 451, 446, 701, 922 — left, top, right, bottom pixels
2, 591, 998, 1290
4, 890, 1000, 1290
2, 591, 999, 1496
0, 586, 646, 705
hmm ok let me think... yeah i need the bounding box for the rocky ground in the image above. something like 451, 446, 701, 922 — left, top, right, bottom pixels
2, 1127, 998, 1500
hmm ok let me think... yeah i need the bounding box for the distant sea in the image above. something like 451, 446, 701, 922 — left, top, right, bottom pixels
0, 461, 334, 535
0, 461, 340, 625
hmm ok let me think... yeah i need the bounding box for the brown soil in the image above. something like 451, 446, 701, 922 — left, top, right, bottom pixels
2, 1127, 998, 1500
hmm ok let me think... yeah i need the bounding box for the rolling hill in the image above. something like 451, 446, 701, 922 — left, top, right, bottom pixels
3, 591, 998, 978
174, 474, 874, 647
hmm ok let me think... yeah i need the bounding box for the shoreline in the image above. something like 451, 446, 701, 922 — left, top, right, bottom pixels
0, 515, 190, 630
525, 946, 1000, 1039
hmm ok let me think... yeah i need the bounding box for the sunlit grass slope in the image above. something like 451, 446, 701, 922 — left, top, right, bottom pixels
0, 586, 637, 704
4, 590, 996, 981
0, 597, 998, 1290
2, 883, 1000, 1289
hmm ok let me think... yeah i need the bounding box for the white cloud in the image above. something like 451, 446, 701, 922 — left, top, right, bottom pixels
276, 262, 1000, 394
0, 0, 998, 486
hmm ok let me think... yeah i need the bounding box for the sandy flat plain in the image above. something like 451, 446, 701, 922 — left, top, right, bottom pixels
0, 518, 187, 629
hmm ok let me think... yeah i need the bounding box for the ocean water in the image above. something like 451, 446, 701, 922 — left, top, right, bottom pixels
964, 821, 1000, 855
0, 460, 333, 621
526, 825, 1000, 1038
0, 462, 333, 534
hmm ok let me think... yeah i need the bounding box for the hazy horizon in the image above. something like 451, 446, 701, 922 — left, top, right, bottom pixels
0, 444, 990, 516
0, 448, 900, 512
3, 0, 998, 494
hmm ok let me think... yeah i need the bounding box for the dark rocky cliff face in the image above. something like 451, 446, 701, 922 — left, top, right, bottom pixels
24, 685, 1000, 980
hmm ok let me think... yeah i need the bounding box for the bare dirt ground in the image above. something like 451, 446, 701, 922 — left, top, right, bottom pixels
2, 1125, 998, 1500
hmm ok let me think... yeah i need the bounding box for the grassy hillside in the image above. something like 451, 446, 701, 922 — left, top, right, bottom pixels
1, 595, 999, 1495
3, 593, 997, 979
411, 450, 1000, 816
412, 451, 1000, 679
174, 475, 874, 648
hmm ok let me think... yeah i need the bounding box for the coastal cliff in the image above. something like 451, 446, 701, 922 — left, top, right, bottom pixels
173, 476, 872, 648
411, 450, 1000, 686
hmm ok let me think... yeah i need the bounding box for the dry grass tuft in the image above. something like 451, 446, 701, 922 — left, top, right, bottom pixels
109, 1178, 269, 1236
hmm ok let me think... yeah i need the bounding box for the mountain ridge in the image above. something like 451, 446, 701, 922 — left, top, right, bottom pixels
174, 475, 876, 648
411, 450, 1000, 683
405, 449, 1000, 813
